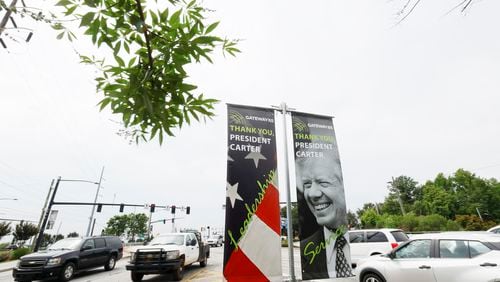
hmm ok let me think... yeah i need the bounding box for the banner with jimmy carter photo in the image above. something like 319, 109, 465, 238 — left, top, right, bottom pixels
292, 112, 352, 280
224, 104, 281, 281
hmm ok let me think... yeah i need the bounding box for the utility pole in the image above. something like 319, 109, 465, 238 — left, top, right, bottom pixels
86, 166, 105, 237
0, 0, 18, 37
389, 177, 406, 215
374, 203, 380, 215
146, 208, 152, 241
32, 179, 54, 251
34, 176, 61, 252
90, 218, 96, 236
476, 207, 483, 222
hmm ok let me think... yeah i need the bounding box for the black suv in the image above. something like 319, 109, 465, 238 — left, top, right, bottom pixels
13, 236, 123, 282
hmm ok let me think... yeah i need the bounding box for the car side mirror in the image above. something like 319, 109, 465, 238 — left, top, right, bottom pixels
81, 245, 92, 251
388, 251, 396, 259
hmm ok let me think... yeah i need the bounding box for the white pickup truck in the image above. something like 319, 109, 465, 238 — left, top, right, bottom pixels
126, 232, 210, 281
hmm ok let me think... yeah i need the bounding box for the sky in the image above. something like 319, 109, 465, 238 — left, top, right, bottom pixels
1, 0, 499, 241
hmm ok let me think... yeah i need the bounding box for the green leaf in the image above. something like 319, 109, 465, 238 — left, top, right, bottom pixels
80, 12, 95, 27
169, 9, 182, 26
55, 0, 72, 7
83, 0, 98, 8
150, 10, 159, 26
56, 32, 64, 40
123, 41, 130, 53
64, 5, 77, 16
187, 0, 196, 8
128, 57, 137, 67
113, 41, 121, 55
180, 83, 197, 92
150, 125, 159, 140
205, 21, 219, 34
98, 98, 112, 111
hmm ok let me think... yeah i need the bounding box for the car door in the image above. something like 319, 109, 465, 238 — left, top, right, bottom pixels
348, 231, 365, 262
79, 239, 96, 269
432, 240, 500, 282
384, 239, 437, 282
186, 234, 199, 264
93, 238, 108, 266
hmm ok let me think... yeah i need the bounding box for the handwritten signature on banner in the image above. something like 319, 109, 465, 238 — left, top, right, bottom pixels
303, 225, 348, 265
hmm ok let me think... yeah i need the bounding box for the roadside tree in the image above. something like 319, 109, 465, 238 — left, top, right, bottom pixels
4, 0, 239, 144
67, 232, 79, 238
104, 214, 129, 237
127, 213, 148, 241
0, 222, 11, 240
13, 222, 39, 246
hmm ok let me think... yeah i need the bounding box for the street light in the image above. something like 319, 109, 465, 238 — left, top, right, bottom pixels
0, 198, 18, 201
34, 172, 104, 252
58, 170, 105, 237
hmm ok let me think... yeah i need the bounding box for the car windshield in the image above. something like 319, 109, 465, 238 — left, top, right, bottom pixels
488, 242, 500, 250
149, 235, 185, 246
47, 238, 81, 250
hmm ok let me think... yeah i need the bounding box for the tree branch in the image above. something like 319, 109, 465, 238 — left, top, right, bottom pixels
461, 0, 474, 12
395, 0, 421, 26
134, 0, 154, 70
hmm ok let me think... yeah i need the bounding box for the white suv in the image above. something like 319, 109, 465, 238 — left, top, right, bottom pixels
487, 225, 500, 234
349, 228, 409, 268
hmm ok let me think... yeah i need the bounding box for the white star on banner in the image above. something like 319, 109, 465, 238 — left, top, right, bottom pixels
245, 150, 267, 168
228, 155, 234, 162
226, 182, 243, 208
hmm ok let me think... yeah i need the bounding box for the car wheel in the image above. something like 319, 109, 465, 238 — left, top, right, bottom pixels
172, 257, 184, 281
59, 262, 76, 282
131, 271, 144, 282
200, 255, 207, 267
362, 272, 385, 282
104, 255, 116, 271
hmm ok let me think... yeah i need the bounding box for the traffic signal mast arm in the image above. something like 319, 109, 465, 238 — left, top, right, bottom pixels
51, 201, 190, 212
151, 217, 185, 224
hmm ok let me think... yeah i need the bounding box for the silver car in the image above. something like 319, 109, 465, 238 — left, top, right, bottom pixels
355, 232, 500, 282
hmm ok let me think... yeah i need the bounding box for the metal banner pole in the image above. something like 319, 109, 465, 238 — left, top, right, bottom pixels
280, 102, 296, 281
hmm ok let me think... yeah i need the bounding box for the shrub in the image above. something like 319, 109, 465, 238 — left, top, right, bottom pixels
445, 220, 461, 231
400, 213, 419, 232
360, 209, 380, 228
376, 214, 401, 229
416, 214, 448, 231
0, 251, 11, 262
11, 247, 31, 260
455, 215, 496, 231
0, 243, 8, 250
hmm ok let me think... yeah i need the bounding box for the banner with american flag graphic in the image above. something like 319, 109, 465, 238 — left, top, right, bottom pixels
224, 104, 282, 282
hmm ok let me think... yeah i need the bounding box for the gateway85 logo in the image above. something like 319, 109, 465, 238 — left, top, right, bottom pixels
228, 110, 246, 125
292, 117, 308, 133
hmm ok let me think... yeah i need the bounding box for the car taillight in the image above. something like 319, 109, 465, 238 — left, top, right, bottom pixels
391, 243, 399, 249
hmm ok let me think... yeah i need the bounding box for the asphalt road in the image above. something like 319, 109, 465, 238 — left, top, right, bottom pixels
0, 247, 357, 282
0, 247, 223, 282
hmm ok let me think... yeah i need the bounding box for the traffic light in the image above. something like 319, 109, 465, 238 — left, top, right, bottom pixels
186, 206, 190, 215
171, 205, 176, 214
163, 219, 166, 224
119, 203, 124, 212
97, 204, 102, 213
150, 204, 155, 213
